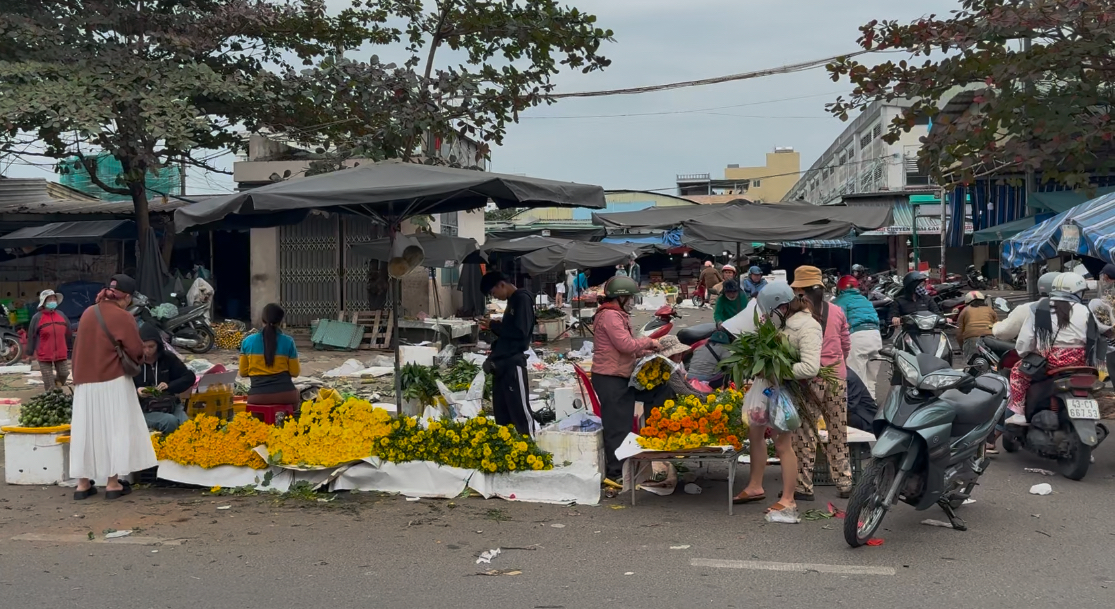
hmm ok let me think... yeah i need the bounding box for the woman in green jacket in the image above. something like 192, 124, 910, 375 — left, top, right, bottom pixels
713, 279, 746, 326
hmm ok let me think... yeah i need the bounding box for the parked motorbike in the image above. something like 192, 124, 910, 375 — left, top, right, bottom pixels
1001, 364, 1109, 480
894, 312, 954, 365
1006, 267, 1027, 290
0, 303, 22, 366
639, 304, 681, 339
845, 348, 1007, 547
869, 290, 896, 341
965, 265, 988, 290
676, 322, 715, 364
130, 293, 215, 354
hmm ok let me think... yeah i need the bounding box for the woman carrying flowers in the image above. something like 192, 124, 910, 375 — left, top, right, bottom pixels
592, 276, 660, 485
733, 282, 817, 515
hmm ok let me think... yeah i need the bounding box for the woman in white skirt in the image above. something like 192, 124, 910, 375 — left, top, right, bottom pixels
69, 274, 157, 501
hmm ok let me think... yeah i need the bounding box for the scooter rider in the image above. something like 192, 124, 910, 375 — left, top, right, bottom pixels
992, 272, 1060, 341
887, 271, 941, 326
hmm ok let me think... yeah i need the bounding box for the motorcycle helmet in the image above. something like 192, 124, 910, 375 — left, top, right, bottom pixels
757, 282, 795, 314
722, 264, 736, 274
603, 276, 641, 297
1051, 273, 1087, 300
964, 290, 985, 304
748, 266, 763, 276
1036, 271, 1061, 296
902, 271, 928, 294
851, 264, 866, 274
836, 275, 859, 292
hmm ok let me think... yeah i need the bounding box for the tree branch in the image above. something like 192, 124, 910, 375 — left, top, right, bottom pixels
73, 151, 132, 196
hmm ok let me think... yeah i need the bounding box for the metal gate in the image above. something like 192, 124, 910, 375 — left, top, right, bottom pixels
279, 214, 340, 326
341, 216, 386, 313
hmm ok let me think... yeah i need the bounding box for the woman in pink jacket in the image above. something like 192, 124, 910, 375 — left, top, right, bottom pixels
790, 266, 853, 500
591, 276, 659, 484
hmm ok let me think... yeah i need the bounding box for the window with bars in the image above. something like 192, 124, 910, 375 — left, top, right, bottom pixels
872, 123, 883, 139
440, 212, 460, 285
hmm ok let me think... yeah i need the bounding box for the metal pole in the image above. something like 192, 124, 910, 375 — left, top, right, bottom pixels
1023, 8, 1039, 300
939, 186, 947, 281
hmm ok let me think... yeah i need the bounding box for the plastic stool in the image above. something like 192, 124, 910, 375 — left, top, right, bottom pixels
246, 404, 295, 425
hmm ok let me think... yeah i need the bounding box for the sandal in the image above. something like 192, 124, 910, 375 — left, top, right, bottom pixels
764, 501, 794, 514
732, 490, 766, 505
104, 484, 133, 501
73, 487, 97, 501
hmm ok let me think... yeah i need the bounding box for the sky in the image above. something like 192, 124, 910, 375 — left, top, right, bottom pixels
3, 0, 961, 195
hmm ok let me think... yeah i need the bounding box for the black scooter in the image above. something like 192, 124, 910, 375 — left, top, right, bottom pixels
0, 303, 22, 365
130, 293, 215, 354
845, 348, 1007, 547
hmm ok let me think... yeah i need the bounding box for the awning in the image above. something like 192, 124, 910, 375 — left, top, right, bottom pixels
782, 239, 853, 250
0, 220, 135, 247
520, 242, 651, 275
1002, 191, 1115, 267
592, 202, 735, 229
350, 233, 485, 267
593, 200, 891, 236
971, 215, 1055, 244
1029, 187, 1115, 213
481, 235, 571, 255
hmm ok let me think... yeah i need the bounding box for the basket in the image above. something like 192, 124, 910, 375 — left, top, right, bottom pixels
185, 385, 243, 421
812, 443, 867, 487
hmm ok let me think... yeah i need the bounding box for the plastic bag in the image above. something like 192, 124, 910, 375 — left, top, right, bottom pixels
1089, 298, 1114, 334
629, 353, 676, 390
435, 371, 485, 419
744, 378, 771, 426
768, 384, 802, 433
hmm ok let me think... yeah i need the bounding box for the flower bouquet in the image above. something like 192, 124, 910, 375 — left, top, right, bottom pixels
265, 389, 393, 467
630, 354, 675, 390
153, 412, 271, 470
376, 417, 553, 473
636, 389, 748, 451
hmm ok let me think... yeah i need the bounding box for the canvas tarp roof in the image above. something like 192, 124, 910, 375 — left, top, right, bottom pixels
0, 219, 134, 247
520, 241, 651, 275
679, 203, 891, 243
480, 235, 572, 254
350, 233, 485, 268
175, 160, 606, 232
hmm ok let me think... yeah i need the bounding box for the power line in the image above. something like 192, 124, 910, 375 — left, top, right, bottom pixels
550, 51, 869, 99
521, 91, 845, 120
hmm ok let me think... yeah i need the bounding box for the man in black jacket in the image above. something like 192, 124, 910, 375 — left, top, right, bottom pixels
481, 272, 537, 437
135, 324, 197, 433
887, 271, 941, 325
846, 369, 878, 433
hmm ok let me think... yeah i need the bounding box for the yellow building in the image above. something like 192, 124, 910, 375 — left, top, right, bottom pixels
678, 147, 801, 204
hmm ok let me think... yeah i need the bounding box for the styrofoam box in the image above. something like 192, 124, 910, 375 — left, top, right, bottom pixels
537, 427, 604, 476
551, 385, 585, 421
641, 293, 667, 309
400, 345, 438, 367
4, 431, 69, 485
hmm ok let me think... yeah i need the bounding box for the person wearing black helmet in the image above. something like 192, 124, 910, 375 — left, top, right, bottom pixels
481, 271, 537, 438
886, 271, 940, 326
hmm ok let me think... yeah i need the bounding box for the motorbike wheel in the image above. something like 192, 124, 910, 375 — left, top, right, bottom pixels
691, 295, 705, 308
0, 334, 22, 366
844, 456, 899, 548
1058, 439, 1092, 481
186, 326, 215, 354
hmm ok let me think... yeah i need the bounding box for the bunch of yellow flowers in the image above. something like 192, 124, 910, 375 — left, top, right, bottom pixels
153, 412, 270, 469
636, 388, 749, 452
265, 389, 393, 467
376, 416, 553, 473
633, 356, 672, 390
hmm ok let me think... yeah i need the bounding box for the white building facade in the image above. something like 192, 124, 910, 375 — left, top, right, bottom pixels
784, 100, 931, 204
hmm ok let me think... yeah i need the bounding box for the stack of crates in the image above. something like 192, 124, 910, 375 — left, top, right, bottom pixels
185, 369, 244, 421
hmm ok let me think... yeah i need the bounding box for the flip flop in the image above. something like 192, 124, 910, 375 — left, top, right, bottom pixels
104, 484, 132, 501
764, 501, 793, 514
73, 487, 97, 501
732, 491, 766, 505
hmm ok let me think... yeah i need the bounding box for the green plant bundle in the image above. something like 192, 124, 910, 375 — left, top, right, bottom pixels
400, 362, 440, 405
717, 311, 800, 387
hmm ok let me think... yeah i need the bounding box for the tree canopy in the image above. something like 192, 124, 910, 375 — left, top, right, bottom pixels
826, 0, 1115, 188
0, 0, 613, 254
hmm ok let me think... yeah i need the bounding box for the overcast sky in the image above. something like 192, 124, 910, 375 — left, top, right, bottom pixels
3, 0, 960, 195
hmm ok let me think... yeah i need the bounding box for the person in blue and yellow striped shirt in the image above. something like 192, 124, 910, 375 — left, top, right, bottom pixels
240, 303, 300, 406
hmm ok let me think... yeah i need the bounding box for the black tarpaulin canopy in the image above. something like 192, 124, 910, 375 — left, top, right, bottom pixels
592, 201, 741, 229
350, 233, 485, 268
174, 160, 605, 231
480, 235, 572, 254
0, 220, 135, 247
520, 241, 651, 275
680, 203, 892, 242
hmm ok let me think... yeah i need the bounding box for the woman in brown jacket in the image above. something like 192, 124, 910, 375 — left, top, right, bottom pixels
957, 290, 999, 361
69, 275, 158, 501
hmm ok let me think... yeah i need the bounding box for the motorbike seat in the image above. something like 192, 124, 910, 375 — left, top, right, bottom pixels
980, 337, 1015, 354
942, 375, 1007, 436
940, 297, 965, 310
1047, 366, 1097, 377
915, 353, 952, 374
677, 323, 716, 345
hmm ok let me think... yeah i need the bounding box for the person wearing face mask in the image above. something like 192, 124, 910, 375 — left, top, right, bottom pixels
134, 324, 196, 433
742, 266, 767, 299
592, 276, 661, 485
69, 274, 156, 501
790, 265, 853, 501
25, 289, 73, 391
886, 271, 941, 326
733, 282, 814, 513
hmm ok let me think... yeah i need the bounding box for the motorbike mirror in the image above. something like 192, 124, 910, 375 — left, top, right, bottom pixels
993, 297, 1010, 312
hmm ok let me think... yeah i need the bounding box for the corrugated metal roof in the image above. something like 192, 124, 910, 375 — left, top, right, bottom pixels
0, 177, 195, 216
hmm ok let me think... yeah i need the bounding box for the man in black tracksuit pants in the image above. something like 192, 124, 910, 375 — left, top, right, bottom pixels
481, 272, 538, 437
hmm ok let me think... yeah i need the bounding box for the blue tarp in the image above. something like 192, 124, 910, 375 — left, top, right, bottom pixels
1002, 192, 1115, 267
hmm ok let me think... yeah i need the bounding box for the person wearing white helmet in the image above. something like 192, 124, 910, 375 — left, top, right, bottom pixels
733, 281, 821, 514
1006, 272, 1103, 424
957, 290, 998, 362
992, 271, 1060, 340
720, 264, 737, 283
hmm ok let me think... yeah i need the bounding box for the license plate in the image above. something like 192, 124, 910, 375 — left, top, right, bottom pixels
1066, 398, 1100, 420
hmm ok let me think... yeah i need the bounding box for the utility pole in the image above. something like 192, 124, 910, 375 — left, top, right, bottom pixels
939, 185, 947, 282
1023, 2, 1038, 300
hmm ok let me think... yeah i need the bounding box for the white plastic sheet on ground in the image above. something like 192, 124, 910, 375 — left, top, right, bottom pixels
155, 461, 297, 491
323, 359, 394, 378
332, 458, 474, 498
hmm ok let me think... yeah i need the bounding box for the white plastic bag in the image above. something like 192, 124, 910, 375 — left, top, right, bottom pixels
435, 371, 485, 419
768, 384, 802, 433
744, 378, 771, 426
629, 353, 676, 390
1089, 298, 1114, 333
